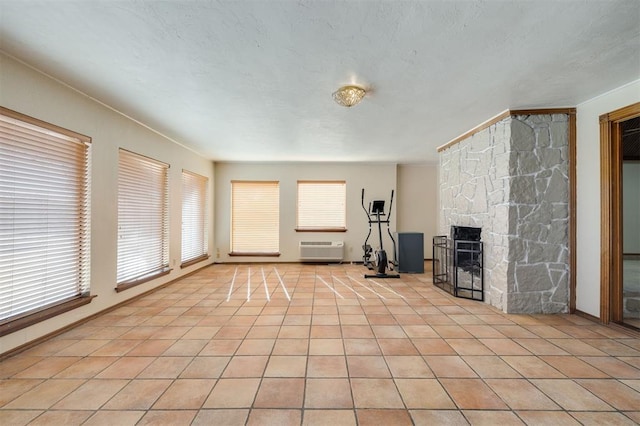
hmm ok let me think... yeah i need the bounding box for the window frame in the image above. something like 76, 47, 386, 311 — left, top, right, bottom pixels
296, 180, 347, 232
0, 106, 93, 337
180, 169, 210, 268
230, 180, 280, 256
116, 149, 171, 291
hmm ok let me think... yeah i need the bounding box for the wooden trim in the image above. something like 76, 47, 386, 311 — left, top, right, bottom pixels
296, 228, 347, 232
602, 102, 640, 122
572, 310, 640, 337
569, 112, 577, 313
574, 309, 601, 323
0, 105, 91, 143
116, 268, 172, 293
608, 321, 640, 337
119, 147, 169, 168
181, 169, 209, 178
612, 121, 624, 323
600, 116, 612, 323
230, 180, 279, 184
437, 108, 576, 152
215, 260, 313, 265
297, 180, 346, 184
437, 110, 510, 152
180, 254, 211, 269
600, 102, 640, 324
0, 295, 95, 338
229, 252, 281, 257
510, 108, 576, 116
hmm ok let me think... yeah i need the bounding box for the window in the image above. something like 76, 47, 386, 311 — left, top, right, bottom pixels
297, 181, 346, 231
181, 170, 209, 266
0, 107, 92, 336
117, 149, 169, 290
231, 181, 279, 255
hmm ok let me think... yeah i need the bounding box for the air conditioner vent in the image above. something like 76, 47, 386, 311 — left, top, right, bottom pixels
299, 241, 344, 262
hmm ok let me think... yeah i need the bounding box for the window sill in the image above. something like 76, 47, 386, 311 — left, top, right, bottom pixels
0, 295, 95, 337
181, 254, 211, 269
116, 267, 172, 292
295, 228, 347, 232
229, 252, 281, 257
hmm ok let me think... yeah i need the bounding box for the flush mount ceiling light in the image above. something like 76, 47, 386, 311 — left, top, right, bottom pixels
332, 85, 366, 107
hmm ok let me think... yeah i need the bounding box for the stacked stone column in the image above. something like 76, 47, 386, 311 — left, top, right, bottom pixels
439, 113, 569, 313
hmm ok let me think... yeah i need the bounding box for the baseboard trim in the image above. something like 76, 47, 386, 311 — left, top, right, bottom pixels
574, 309, 640, 337
574, 309, 600, 323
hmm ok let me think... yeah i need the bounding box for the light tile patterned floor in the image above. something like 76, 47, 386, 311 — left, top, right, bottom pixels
2, 263, 640, 425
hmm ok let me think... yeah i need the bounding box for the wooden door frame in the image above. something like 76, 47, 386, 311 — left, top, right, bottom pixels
600, 102, 640, 324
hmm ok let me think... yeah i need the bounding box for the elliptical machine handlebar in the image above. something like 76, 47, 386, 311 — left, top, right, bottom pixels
361, 188, 371, 220
387, 189, 394, 222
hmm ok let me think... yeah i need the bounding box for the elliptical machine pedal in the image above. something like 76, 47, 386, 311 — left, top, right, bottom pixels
362, 244, 374, 270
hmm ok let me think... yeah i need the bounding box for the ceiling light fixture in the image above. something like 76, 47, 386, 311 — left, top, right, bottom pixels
332, 85, 366, 107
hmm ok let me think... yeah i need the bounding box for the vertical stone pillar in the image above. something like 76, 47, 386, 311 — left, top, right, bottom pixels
438, 112, 569, 313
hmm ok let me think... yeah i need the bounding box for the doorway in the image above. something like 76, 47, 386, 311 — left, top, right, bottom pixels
600, 102, 640, 329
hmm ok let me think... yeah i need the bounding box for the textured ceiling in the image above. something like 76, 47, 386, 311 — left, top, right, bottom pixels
1, 0, 639, 163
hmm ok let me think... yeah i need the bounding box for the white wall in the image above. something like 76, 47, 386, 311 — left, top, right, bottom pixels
0, 54, 215, 354
623, 162, 640, 254
214, 162, 397, 263
397, 163, 439, 258
575, 79, 640, 317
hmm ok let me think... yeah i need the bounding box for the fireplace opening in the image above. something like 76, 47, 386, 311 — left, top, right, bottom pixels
451, 226, 481, 275
433, 226, 484, 301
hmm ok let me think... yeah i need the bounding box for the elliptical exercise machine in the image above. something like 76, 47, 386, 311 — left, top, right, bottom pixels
361, 189, 400, 279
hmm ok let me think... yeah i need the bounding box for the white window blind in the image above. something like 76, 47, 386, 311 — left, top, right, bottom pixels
117, 150, 169, 286
0, 108, 91, 324
297, 181, 346, 230
231, 181, 279, 254
181, 170, 208, 264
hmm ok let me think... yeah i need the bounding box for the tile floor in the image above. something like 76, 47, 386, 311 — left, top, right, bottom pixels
1, 263, 640, 425
623, 258, 640, 330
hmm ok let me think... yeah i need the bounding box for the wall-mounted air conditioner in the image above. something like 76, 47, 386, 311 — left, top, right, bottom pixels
299, 241, 344, 262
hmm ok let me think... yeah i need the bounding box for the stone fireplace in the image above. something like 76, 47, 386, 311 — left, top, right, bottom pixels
438, 111, 572, 314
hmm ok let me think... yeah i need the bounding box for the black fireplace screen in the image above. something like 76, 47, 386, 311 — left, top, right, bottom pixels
433, 226, 484, 301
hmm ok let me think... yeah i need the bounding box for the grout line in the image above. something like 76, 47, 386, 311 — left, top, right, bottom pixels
226, 266, 238, 302
347, 275, 387, 300
369, 278, 407, 299
273, 267, 291, 301
261, 268, 271, 302
332, 275, 365, 300
11, 264, 639, 419
247, 267, 251, 302
317, 276, 345, 299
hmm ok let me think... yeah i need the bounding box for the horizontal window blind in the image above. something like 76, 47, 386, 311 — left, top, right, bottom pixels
181, 170, 208, 264
297, 181, 346, 230
117, 149, 169, 285
0, 109, 91, 323
231, 181, 279, 254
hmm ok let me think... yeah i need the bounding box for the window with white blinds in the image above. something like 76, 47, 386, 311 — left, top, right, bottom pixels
231, 181, 279, 255
181, 170, 209, 265
0, 107, 92, 333
117, 149, 169, 289
297, 181, 346, 231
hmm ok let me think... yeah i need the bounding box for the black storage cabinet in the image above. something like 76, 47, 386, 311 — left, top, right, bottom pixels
396, 232, 424, 273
